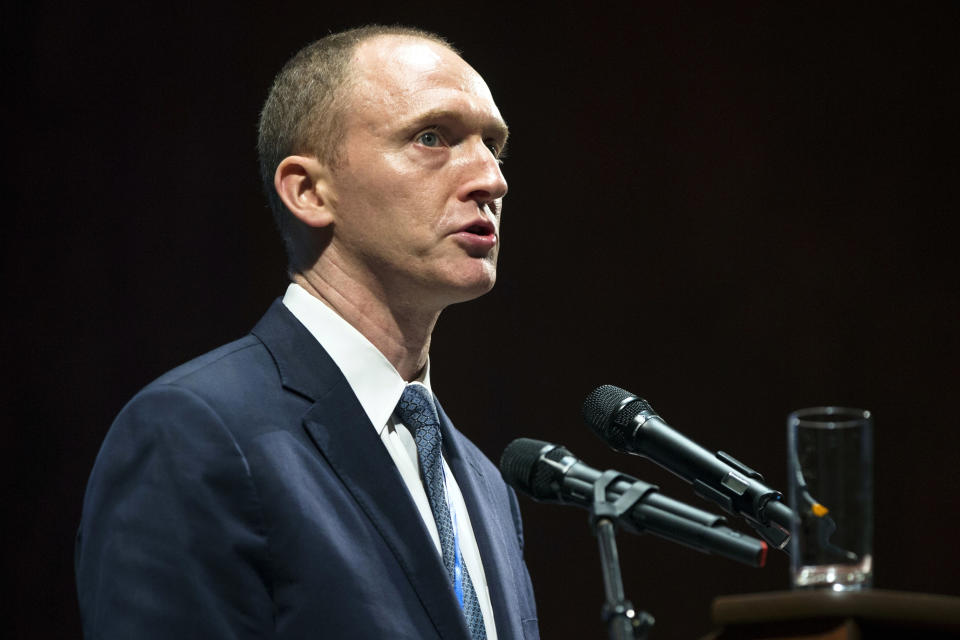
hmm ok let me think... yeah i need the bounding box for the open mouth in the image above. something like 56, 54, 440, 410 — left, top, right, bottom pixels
453, 218, 498, 256
462, 220, 495, 236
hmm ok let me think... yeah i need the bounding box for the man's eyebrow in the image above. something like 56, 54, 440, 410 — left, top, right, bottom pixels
407, 108, 510, 145
496, 125, 510, 153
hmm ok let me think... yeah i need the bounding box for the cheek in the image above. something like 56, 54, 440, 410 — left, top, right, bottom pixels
336, 153, 459, 237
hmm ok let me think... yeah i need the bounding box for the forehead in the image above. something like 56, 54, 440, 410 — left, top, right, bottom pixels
346, 36, 506, 137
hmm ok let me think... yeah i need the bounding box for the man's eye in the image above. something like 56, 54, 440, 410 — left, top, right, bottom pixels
486, 142, 506, 164
417, 131, 441, 147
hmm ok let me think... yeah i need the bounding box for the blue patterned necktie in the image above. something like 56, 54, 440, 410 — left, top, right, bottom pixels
395, 383, 487, 640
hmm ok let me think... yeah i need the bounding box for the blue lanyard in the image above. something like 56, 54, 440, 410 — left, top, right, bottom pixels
442, 465, 467, 606
451, 506, 465, 606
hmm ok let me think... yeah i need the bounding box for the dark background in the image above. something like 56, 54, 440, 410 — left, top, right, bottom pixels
6, 2, 959, 638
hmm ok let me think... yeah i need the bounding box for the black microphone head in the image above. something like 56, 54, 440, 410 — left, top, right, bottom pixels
500, 438, 549, 491
499, 438, 572, 502
582, 384, 656, 452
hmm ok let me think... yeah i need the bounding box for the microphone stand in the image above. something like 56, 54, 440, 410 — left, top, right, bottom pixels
590, 470, 656, 640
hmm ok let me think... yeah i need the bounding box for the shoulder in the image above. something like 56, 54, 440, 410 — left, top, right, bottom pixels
99, 331, 307, 467
100, 337, 268, 462
151, 334, 273, 396
83, 333, 294, 533
77, 341, 279, 638
134, 332, 294, 424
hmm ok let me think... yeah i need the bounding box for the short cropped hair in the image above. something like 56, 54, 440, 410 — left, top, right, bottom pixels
257, 25, 455, 269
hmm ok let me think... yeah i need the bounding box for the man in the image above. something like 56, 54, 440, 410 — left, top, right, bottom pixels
75, 26, 539, 640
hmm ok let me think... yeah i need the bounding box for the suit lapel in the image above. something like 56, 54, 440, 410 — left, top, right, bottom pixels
252, 300, 471, 640
438, 403, 525, 640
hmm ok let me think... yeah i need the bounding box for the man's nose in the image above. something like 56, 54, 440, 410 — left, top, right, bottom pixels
458, 138, 508, 207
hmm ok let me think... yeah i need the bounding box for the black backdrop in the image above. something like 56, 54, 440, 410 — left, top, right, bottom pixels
6, 2, 959, 638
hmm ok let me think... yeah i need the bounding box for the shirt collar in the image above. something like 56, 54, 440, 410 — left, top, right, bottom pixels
281, 283, 431, 433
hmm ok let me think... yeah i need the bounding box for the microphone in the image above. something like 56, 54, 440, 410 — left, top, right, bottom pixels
582, 385, 795, 549
500, 438, 768, 567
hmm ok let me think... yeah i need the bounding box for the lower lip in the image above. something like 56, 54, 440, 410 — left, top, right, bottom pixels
453, 231, 497, 256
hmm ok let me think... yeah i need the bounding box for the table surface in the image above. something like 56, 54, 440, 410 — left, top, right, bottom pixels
712, 589, 960, 628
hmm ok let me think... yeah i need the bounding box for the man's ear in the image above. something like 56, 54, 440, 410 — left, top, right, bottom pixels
274, 155, 336, 228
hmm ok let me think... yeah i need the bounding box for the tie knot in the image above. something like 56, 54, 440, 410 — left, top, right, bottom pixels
396, 383, 440, 436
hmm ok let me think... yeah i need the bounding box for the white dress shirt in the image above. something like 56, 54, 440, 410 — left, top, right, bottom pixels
282, 283, 497, 639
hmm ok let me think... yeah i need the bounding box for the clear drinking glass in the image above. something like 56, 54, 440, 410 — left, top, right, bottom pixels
787, 407, 873, 590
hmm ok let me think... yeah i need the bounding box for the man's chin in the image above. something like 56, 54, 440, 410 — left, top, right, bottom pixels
439, 265, 497, 305
449, 276, 496, 305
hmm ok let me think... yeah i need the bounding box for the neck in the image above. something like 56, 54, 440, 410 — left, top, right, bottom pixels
291, 267, 441, 382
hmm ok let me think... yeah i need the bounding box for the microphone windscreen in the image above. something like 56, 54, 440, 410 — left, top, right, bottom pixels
582, 384, 632, 435
500, 438, 575, 502
499, 438, 551, 493
582, 384, 630, 429
583, 385, 656, 450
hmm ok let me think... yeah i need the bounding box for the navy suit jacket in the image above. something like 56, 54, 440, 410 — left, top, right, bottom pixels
76, 300, 539, 639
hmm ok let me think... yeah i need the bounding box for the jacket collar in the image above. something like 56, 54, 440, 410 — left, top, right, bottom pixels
250, 298, 344, 402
